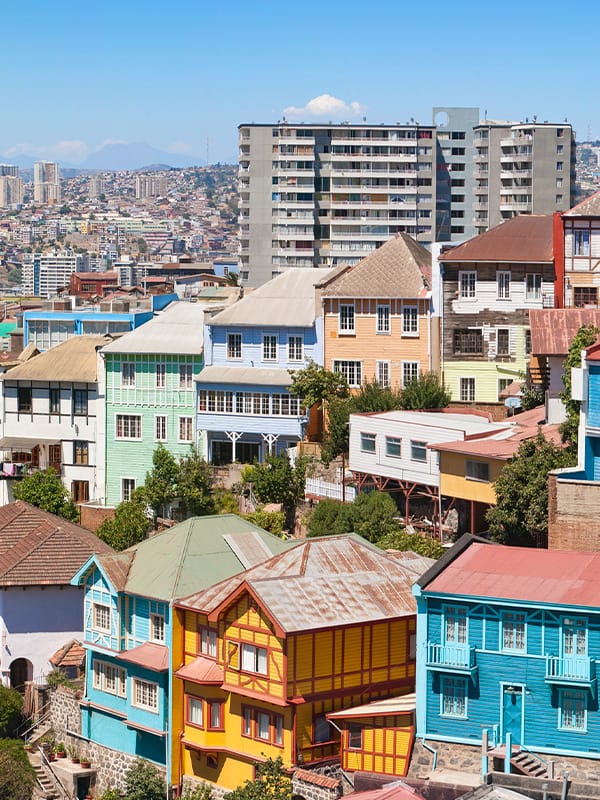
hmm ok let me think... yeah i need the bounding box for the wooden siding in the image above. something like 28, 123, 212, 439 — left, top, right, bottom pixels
208, 325, 321, 370
438, 451, 501, 504
443, 358, 526, 404
587, 368, 600, 429
341, 713, 414, 776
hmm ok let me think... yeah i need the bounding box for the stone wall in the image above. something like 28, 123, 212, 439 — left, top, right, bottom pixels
182, 777, 229, 800
548, 473, 600, 550
49, 685, 82, 736
293, 768, 342, 800
408, 740, 482, 780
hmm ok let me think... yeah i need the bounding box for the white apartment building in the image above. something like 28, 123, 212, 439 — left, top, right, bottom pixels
0, 176, 24, 208
135, 174, 168, 199
33, 161, 61, 204
23, 251, 87, 298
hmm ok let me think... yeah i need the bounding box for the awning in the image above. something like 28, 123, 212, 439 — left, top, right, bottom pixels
119, 642, 169, 672
0, 436, 61, 450
196, 365, 291, 387
327, 693, 416, 720
175, 656, 224, 684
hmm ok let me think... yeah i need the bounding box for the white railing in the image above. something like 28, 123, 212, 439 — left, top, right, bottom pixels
305, 477, 355, 503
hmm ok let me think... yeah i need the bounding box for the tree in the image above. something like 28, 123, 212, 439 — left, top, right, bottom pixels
399, 372, 450, 410
287, 359, 349, 409
559, 324, 599, 449
245, 453, 307, 512
123, 759, 165, 800
0, 739, 36, 800
226, 756, 291, 800
144, 444, 179, 518
136, 238, 148, 254
307, 498, 354, 537
180, 784, 213, 800
13, 468, 78, 522
307, 491, 399, 543
96, 490, 152, 551
177, 448, 215, 518
375, 529, 445, 559
0, 685, 23, 738
486, 433, 576, 547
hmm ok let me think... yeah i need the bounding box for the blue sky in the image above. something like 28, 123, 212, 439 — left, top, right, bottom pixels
2, 0, 598, 165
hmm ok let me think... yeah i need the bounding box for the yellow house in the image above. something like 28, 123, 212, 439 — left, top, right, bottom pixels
172, 535, 428, 794
318, 234, 438, 391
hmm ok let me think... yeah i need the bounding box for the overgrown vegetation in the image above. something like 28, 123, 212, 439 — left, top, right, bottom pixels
96, 490, 152, 551
0, 738, 36, 800
243, 453, 308, 515
0, 685, 24, 738
226, 756, 291, 800
559, 324, 599, 449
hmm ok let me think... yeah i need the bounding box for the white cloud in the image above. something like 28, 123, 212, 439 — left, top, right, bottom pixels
283, 93, 366, 120
95, 139, 129, 149
2, 140, 89, 163
167, 140, 194, 155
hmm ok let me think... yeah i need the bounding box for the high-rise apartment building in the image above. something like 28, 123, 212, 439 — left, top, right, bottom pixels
0, 165, 23, 208
88, 176, 104, 199
0, 164, 19, 177
238, 122, 436, 286
33, 161, 61, 204
135, 174, 167, 199
23, 251, 87, 298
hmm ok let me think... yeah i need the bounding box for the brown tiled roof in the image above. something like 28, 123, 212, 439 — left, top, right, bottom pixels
320, 234, 431, 299
0, 501, 113, 586
293, 770, 339, 790
563, 190, 600, 217
529, 309, 600, 355
50, 639, 85, 668
440, 214, 554, 263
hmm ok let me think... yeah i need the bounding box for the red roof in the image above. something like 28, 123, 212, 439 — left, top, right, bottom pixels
529, 309, 600, 356
50, 639, 85, 669
174, 656, 224, 684
426, 542, 600, 607
119, 642, 169, 672
440, 215, 554, 264
346, 783, 425, 800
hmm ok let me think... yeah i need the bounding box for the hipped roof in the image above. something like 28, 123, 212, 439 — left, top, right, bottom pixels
1, 335, 108, 383
439, 214, 554, 264
529, 309, 600, 356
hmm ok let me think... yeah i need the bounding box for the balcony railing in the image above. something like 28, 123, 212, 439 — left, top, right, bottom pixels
426, 642, 477, 675
546, 655, 596, 688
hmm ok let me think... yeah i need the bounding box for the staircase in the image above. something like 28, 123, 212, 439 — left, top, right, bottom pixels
28, 750, 60, 800
510, 749, 548, 778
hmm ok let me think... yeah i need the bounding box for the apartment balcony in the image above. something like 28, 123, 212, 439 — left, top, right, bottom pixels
474, 154, 489, 163
499, 202, 532, 212
545, 656, 596, 690
274, 246, 314, 258
426, 642, 478, 677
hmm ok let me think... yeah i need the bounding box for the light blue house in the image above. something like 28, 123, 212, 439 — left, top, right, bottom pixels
197, 268, 329, 464
413, 535, 600, 775
71, 514, 293, 783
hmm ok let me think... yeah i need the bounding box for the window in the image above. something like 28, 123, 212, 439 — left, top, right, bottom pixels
227, 333, 242, 360
466, 460, 490, 482
525, 274, 542, 301
179, 417, 193, 442
122, 362, 135, 387
241, 643, 267, 675
333, 360, 362, 388
200, 628, 217, 658
133, 678, 158, 712
410, 440, 427, 462
376, 360, 390, 387
150, 614, 165, 643
121, 478, 136, 502
243, 707, 252, 736
441, 677, 467, 718
524, 329, 532, 356
73, 441, 89, 465
563, 618, 587, 657
402, 305, 418, 335
179, 363, 193, 390
209, 701, 223, 730
560, 690, 586, 732
574, 230, 590, 256
262, 334, 277, 361
93, 660, 126, 696
445, 606, 467, 644
73, 389, 88, 416
17, 387, 32, 413
402, 361, 419, 387
497, 271, 511, 300
574, 286, 598, 307
376, 304, 390, 334
116, 415, 141, 439
49, 387, 60, 414
93, 603, 111, 632
497, 328, 510, 356
385, 436, 401, 458
156, 362, 166, 388
275, 715, 283, 745
348, 724, 363, 749
498, 378, 513, 400
72, 480, 89, 503
360, 433, 376, 453
288, 335, 303, 361
256, 711, 270, 740
454, 330, 483, 355
460, 377, 476, 402
242, 707, 284, 745
188, 697, 204, 727
155, 416, 167, 441
459, 271, 476, 299
339, 304, 355, 333
502, 612, 526, 652
313, 715, 332, 744
556, 161, 563, 171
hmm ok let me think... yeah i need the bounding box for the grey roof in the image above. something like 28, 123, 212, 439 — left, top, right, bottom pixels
1, 336, 107, 383
208, 268, 331, 327
563, 190, 600, 217
101, 302, 215, 355
196, 365, 292, 387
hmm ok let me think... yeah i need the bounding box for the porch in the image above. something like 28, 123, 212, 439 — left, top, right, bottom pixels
0, 436, 62, 478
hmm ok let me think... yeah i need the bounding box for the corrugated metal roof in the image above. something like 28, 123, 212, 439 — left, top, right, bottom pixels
178, 535, 419, 633
426, 541, 600, 607
101, 302, 212, 355
175, 656, 224, 684
196, 365, 291, 387
320, 234, 431, 299
529, 309, 600, 355
563, 190, 600, 217
439, 215, 554, 263
0, 335, 108, 383
207, 268, 331, 327
119, 642, 169, 672
327, 692, 416, 719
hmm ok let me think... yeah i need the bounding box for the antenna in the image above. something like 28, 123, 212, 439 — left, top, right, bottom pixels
206, 137, 209, 167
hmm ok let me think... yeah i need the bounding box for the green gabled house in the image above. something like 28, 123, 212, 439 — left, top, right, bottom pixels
100, 302, 213, 507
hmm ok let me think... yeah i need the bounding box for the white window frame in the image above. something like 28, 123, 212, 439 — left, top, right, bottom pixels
498, 378, 512, 401
459, 377, 476, 402
502, 612, 526, 652
155, 415, 167, 442
262, 334, 278, 362
559, 689, 587, 732
402, 304, 419, 336
376, 360, 390, 387
227, 332, 242, 360
497, 271, 511, 300
459, 271, 476, 300
116, 415, 142, 440
562, 617, 588, 658
574, 230, 590, 256
155, 362, 166, 389
376, 304, 390, 334
93, 659, 126, 697
178, 416, 193, 443
385, 436, 401, 458
338, 303, 355, 334
332, 359, 362, 388
360, 432, 376, 453
121, 361, 135, 388
288, 335, 303, 362
200, 628, 217, 658
121, 477, 136, 502
525, 274, 542, 301
410, 440, 427, 463
402, 361, 419, 388
179, 363, 194, 390
444, 605, 467, 644
132, 678, 159, 713
240, 643, 268, 675
93, 603, 111, 633
150, 613, 165, 643
441, 676, 467, 718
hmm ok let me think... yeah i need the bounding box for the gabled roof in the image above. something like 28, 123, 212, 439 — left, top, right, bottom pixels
49, 639, 85, 669
319, 234, 431, 299
177, 534, 421, 634
79, 514, 294, 602
342, 781, 426, 800
207, 268, 331, 327
439, 214, 554, 264
529, 309, 600, 356
562, 190, 600, 217
0, 335, 108, 383
0, 501, 113, 586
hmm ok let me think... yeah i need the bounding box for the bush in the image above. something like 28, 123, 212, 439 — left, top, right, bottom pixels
243, 510, 286, 535
0, 685, 23, 738
0, 738, 36, 800
123, 759, 166, 800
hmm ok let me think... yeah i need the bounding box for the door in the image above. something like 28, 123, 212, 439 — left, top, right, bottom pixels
501, 685, 523, 744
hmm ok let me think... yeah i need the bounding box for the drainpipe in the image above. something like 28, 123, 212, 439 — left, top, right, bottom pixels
561, 770, 569, 800
421, 738, 437, 771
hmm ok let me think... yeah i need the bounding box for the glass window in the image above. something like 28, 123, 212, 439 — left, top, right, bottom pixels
563, 618, 587, 657
179, 364, 193, 390
133, 679, 158, 712
524, 329, 532, 356
116, 415, 141, 439
333, 360, 362, 388
410, 440, 427, 462
188, 697, 203, 726
73, 441, 89, 465
459, 272, 476, 299
179, 417, 193, 442
241, 644, 268, 675
242, 707, 252, 736
574, 286, 597, 307
445, 606, 467, 644
376, 304, 390, 333
376, 360, 390, 387
454, 330, 483, 355
460, 377, 475, 402
288, 336, 303, 361
156, 362, 166, 388
348, 724, 363, 749
122, 362, 135, 387
121, 478, 136, 502
209, 701, 223, 729
73, 389, 88, 416
155, 416, 167, 441
256, 711, 270, 740
465, 460, 490, 482
574, 230, 590, 256
502, 612, 526, 651
498, 378, 512, 400
441, 677, 467, 718
17, 386, 32, 413
227, 333, 242, 360
93, 603, 110, 632
560, 690, 586, 731
497, 271, 511, 300
339, 304, 355, 333
402, 362, 419, 387
200, 628, 217, 658
313, 715, 331, 743
525, 274, 542, 301
360, 433, 376, 453
150, 614, 165, 643
385, 436, 401, 458
49, 387, 60, 414
262, 334, 278, 361
402, 305, 418, 334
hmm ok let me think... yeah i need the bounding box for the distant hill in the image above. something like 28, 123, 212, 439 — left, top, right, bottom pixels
82, 142, 202, 171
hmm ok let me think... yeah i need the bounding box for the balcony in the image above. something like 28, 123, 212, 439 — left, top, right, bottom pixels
545, 655, 596, 690
426, 642, 477, 677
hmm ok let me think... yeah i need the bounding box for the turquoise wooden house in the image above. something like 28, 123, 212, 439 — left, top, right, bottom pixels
414, 535, 600, 774
101, 301, 212, 506
71, 514, 294, 786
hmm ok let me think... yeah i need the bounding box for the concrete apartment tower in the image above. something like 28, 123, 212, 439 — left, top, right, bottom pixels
33, 160, 61, 204
238, 122, 436, 286
0, 164, 23, 208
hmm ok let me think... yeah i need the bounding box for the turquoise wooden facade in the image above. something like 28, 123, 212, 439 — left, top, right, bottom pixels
414, 536, 600, 762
